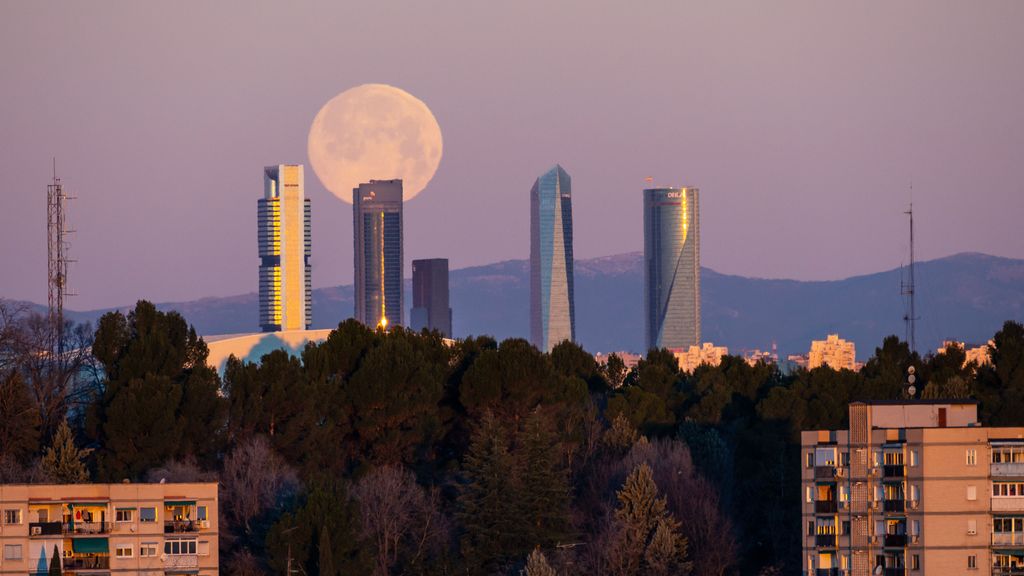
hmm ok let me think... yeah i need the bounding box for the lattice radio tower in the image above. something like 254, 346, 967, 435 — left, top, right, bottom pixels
901, 201, 917, 354
47, 159, 75, 355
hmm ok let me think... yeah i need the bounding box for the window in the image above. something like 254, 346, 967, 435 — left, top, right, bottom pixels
967, 449, 978, 466
911, 520, 920, 536
969, 555, 977, 569
198, 540, 210, 556
807, 452, 814, 468
115, 545, 133, 558
910, 449, 918, 467
116, 509, 134, 522
968, 519, 977, 535
197, 506, 208, 522
3, 509, 21, 524
993, 482, 1024, 497
912, 554, 920, 571
140, 507, 157, 523
806, 486, 813, 503
165, 539, 197, 555
967, 485, 977, 501
140, 543, 158, 557
910, 484, 920, 502
807, 521, 814, 536
3, 544, 22, 560
841, 452, 850, 466
842, 521, 851, 535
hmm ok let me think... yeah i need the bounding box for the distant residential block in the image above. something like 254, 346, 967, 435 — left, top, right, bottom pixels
0, 482, 218, 575
675, 342, 728, 373
938, 340, 993, 368
808, 334, 856, 371
802, 400, 1024, 576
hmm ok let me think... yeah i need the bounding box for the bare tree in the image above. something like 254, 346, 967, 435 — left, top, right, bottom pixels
351, 464, 449, 576
220, 436, 299, 543
145, 455, 218, 483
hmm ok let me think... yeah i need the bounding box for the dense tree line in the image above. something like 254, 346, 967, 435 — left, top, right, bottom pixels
3, 298, 1024, 574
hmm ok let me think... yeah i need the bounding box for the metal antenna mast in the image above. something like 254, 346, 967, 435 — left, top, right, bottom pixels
901, 197, 917, 354
47, 159, 74, 355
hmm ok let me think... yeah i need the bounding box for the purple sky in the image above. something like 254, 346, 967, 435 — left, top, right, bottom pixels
2, 1, 1023, 310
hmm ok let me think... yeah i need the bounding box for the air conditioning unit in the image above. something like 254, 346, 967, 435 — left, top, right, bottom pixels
968, 528, 977, 535
910, 500, 919, 509
837, 467, 846, 477
30, 526, 42, 536
869, 467, 880, 476
199, 520, 210, 529
870, 535, 879, 543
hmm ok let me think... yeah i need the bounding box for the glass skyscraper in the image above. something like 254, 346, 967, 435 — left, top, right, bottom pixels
530, 165, 575, 352
643, 186, 700, 351
353, 179, 403, 328
410, 258, 452, 337
258, 164, 311, 332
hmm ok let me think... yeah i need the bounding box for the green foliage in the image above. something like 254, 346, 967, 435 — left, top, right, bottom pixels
976, 321, 1024, 425
40, 420, 91, 483
519, 410, 572, 548
266, 477, 368, 575
0, 370, 40, 462
551, 340, 606, 392
89, 301, 226, 480
612, 463, 691, 576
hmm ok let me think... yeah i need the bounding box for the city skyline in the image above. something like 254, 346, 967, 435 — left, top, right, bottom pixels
3, 2, 1023, 310
530, 165, 575, 353
410, 258, 452, 338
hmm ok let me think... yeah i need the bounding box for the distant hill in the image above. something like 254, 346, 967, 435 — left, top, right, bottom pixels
8, 252, 1023, 359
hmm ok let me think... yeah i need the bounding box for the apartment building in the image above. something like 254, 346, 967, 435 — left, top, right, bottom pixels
802, 400, 1024, 576
808, 334, 857, 371
0, 482, 217, 576
675, 342, 729, 373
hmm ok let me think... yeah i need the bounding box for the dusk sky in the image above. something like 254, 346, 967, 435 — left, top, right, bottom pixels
2, 1, 1023, 310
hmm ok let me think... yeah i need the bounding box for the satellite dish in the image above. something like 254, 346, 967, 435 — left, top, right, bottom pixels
908, 374, 916, 384
908, 385, 917, 396
907, 366, 916, 375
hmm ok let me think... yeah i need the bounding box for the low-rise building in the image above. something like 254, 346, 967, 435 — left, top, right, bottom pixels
808, 334, 857, 371
0, 482, 217, 576
675, 343, 729, 373
802, 400, 1024, 576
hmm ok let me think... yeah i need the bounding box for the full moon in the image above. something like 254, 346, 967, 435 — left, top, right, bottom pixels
307, 84, 443, 204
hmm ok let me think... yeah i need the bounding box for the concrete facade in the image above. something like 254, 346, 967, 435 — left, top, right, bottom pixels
0, 482, 218, 576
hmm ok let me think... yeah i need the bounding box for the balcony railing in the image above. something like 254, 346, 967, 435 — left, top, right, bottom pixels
993, 568, 1024, 576
816, 569, 839, 576
63, 521, 110, 535
815, 466, 837, 479
165, 554, 200, 569
165, 520, 200, 534
815, 500, 839, 514
883, 569, 906, 576
992, 463, 1024, 477
816, 534, 838, 547
884, 534, 908, 547
28, 521, 63, 536
63, 556, 111, 570
884, 500, 906, 513
884, 464, 906, 478
993, 533, 1024, 547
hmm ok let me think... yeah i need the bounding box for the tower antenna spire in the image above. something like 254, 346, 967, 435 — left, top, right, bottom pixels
901, 184, 917, 354
47, 159, 74, 356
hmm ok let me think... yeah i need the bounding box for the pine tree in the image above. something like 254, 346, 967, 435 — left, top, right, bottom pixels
0, 370, 41, 463
519, 410, 571, 549
318, 524, 336, 576
41, 420, 91, 483
458, 411, 519, 571
522, 548, 557, 576
611, 463, 691, 576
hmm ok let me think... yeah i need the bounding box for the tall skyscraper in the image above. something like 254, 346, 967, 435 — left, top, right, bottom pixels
258, 165, 311, 332
530, 165, 575, 352
410, 258, 452, 337
643, 186, 700, 351
353, 179, 403, 328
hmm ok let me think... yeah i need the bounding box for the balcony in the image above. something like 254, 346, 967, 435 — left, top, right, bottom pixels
884, 464, 906, 478
165, 519, 200, 534
28, 521, 63, 536
993, 533, 1024, 547
883, 569, 906, 576
165, 554, 200, 569
63, 521, 110, 535
992, 463, 1024, 477
816, 500, 839, 514
884, 534, 908, 547
993, 568, 1024, 576
816, 534, 838, 547
884, 500, 906, 513
993, 498, 1024, 512
815, 466, 837, 479
816, 570, 839, 576
63, 556, 111, 570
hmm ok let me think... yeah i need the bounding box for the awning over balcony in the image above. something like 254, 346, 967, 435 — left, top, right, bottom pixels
66, 502, 108, 508
71, 538, 109, 554
164, 501, 196, 507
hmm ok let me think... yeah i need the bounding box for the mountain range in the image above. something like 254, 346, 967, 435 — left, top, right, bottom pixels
10, 252, 1024, 359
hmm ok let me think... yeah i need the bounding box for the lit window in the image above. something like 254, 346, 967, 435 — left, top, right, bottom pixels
3, 509, 22, 524
115, 545, 133, 558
